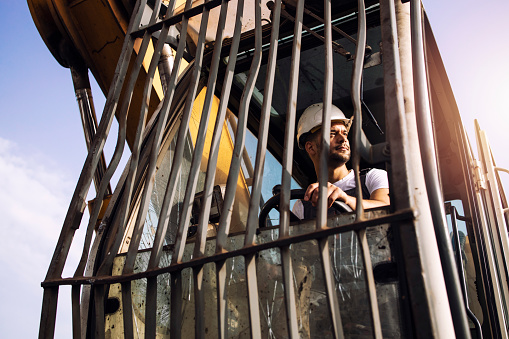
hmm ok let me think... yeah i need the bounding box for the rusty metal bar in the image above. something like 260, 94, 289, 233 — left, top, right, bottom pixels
350, 0, 366, 220
94, 285, 106, 339
71, 286, 81, 338
244, 0, 281, 243
358, 229, 383, 338
278, 0, 305, 336
242, 1, 264, 336
141, 0, 183, 338
41, 209, 415, 287
39, 287, 59, 339
349, 1, 382, 337
315, 0, 346, 337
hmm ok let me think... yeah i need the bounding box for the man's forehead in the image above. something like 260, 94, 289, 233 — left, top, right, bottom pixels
331, 121, 348, 130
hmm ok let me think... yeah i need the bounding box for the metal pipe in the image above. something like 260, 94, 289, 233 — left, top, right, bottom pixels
71, 67, 111, 195
158, 44, 174, 94
410, 1, 471, 337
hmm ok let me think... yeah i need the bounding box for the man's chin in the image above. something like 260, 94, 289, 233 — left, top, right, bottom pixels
329, 153, 350, 165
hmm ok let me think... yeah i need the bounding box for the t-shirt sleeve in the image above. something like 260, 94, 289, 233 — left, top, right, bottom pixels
292, 199, 304, 220
365, 168, 389, 195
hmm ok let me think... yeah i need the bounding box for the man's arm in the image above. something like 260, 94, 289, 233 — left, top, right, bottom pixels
303, 183, 389, 211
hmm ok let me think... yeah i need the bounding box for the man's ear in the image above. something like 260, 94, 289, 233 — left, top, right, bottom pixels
305, 140, 316, 156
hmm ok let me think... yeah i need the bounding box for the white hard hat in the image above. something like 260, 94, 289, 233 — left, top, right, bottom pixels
296, 103, 351, 149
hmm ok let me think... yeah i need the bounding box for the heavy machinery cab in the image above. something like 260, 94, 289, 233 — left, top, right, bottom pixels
30, 0, 509, 338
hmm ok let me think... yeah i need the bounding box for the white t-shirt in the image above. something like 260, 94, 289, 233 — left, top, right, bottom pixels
292, 168, 389, 219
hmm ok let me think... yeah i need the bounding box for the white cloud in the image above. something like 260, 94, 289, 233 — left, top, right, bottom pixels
0, 137, 88, 338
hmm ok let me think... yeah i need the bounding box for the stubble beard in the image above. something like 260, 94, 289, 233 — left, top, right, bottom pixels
329, 146, 350, 167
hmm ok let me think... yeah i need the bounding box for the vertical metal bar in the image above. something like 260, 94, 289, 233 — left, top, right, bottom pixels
38, 287, 59, 339
357, 229, 383, 338
455, 123, 500, 338
350, 1, 382, 337
216, 260, 228, 338
79, 161, 131, 338
350, 0, 366, 221
278, 0, 304, 336
410, 1, 471, 337
473, 160, 509, 337
71, 285, 81, 339
316, 0, 345, 338
244, 0, 281, 243
144, 277, 158, 339
94, 285, 106, 339
317, 0, 333, 227
170, 272, 183, 339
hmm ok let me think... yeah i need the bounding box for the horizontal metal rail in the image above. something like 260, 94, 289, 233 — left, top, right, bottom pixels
41, 208, 414, 287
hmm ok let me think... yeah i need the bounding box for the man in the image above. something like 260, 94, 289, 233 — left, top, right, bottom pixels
293, 102, 390, 219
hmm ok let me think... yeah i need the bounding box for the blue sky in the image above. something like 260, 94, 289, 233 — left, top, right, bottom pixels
1, 1, 509, 338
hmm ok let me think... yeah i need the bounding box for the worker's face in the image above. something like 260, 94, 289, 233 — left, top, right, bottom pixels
328, 122, 350, 165
310, 122, 350, 165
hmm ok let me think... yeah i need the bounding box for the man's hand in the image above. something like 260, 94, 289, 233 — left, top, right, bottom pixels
303, 183, 390, 211
303, 182, 350, 209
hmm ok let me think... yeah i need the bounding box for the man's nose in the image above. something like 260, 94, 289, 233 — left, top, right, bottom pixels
333, 132, 347, 143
